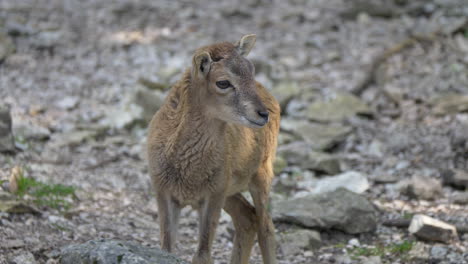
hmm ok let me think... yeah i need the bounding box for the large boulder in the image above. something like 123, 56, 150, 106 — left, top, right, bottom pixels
306, 93, 371, 122
277, 142, 341, 174
273, 188, 378, 234
57, 239, 189, 264
280, 119, 352, 151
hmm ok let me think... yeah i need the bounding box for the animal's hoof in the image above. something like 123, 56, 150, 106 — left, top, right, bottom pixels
192, 253, 213, 264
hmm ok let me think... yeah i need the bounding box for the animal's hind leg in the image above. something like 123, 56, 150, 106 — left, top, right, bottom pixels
250, 167, 278, 264
156, 190, 181, 252
223, 193, 258, 264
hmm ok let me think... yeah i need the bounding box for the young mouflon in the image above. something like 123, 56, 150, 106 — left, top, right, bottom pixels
147, 34, 280, 264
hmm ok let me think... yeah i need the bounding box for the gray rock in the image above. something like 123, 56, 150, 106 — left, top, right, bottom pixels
280, 119, 352, 151
13, 119, 51, 140
273, 156, 287, 175
270, 81, 301, 110
50, 130, 99, 148
408, 214, 458, 243
273, 188, 378, 234
56, 97, 79, 110
58, 239, 189, 264
374, 173, 399, 184
441, 169, 468, 189
277, 142, 341, 174
277, 229, 321, 256
0, 105, 15, 152
0, 31, 15, 61
12, 251, 37, 264
103, 87, 164, 129
399, 175, 443, 200
133, 88, 165, 123
31, 30, 63, 49
408, 242, 430, 261
359, 256, 382, 264
306, 93, 371, 122
312, 171, 369, 194
430, 245, 448, 260
452, 192, 468, 205
431, 94, 468, 115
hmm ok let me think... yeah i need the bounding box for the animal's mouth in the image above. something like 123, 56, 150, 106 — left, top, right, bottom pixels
245, 118, 267, 128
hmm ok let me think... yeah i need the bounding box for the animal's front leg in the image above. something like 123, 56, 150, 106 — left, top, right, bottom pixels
192, 192, 226, 264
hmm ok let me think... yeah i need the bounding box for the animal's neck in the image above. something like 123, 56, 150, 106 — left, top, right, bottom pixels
176, 73, 227, 144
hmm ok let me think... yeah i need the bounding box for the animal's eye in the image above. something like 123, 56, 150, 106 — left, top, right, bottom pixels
216, 80, 231, 89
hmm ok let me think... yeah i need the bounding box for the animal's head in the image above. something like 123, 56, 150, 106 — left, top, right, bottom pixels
191, 34, 269, 128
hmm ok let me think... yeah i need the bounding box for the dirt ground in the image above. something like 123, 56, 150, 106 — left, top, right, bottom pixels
1, 0, 468, 263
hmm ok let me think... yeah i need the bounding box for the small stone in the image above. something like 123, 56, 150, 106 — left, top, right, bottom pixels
312, 171, 369, 194
132, 88, 165, 122
400, 175, 443, 200
348, 238, 360, 247
367, 140, 384, 158
0, 31, 15, 61
441, 169, 468, 189
334, 255, 352, 264
430, 245, 448, 260
273, 156, 287, 175
408, 242, 430, 260
0, 199, 40, 214
8, 166, 23, 193
278, 229, 321, 255
431, 94, 468, 115
12, 119, 51, 140
4, 239, 25, 249
374, 174, 399, 184
56, 96, 79, 110
452, 192, 468, 205
0, 105, 15, 152
50, 130, 99, 148
31, 30, 63, 49
408, 214, 458, 243
12, 251, 37, 264
359, 256, 382, 264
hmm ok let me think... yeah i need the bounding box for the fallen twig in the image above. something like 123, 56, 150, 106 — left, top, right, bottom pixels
351, 32, 440, 96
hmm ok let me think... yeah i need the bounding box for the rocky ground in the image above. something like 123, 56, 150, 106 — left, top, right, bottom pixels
1, 0, 468, 263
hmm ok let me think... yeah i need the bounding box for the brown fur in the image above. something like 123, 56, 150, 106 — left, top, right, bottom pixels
147, 35, 280, 264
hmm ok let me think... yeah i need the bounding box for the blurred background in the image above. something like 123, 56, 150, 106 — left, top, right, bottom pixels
0, 0, 468, 263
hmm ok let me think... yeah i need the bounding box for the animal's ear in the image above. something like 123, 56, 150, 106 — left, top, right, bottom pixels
236, 34, 256, 56
193, 51, 212, 78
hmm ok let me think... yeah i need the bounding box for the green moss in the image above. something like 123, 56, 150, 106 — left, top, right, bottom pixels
15, 172, 76, 210
347, 240, 414, 259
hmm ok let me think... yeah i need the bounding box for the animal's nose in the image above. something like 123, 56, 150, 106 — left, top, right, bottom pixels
257, 110, 269, 121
